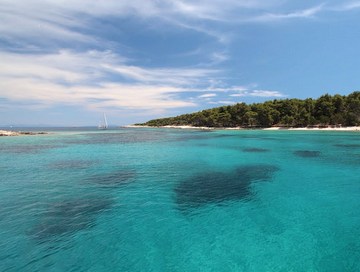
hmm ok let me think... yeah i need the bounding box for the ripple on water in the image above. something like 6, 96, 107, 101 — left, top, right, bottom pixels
235, 164, 279, 181
333, 143, 360, 149
84, 169, 136, 188
242, 148, 270, 153
65, 131, 167, 145
48, 160, 97, 170
175, 164, 279, 211
29, 197, 113, 241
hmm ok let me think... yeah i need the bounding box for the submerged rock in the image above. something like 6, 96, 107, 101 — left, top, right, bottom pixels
29, 197, 113, 241
175, 164, 279, 211
294, 150, 321, 158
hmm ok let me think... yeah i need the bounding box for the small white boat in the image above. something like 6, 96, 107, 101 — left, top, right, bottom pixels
98, 113, 108, 130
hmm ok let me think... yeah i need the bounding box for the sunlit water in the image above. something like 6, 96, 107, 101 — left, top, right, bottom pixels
1, 128, 360, 271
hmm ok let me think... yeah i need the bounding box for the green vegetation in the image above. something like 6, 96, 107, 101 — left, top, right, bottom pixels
137, 92, 360, 128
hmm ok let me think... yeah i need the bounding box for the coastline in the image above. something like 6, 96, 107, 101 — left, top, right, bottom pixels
0, 130, 48, 136
125, 125, 216, 130
126, 125, 360, 131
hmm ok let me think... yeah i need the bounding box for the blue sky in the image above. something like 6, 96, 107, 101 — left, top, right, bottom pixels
1, 0, 360, 126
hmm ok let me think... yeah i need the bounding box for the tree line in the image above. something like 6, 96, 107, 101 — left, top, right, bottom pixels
137, 92, 360, 128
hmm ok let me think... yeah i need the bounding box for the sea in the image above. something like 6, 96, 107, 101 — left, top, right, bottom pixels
0, 127, 359, 271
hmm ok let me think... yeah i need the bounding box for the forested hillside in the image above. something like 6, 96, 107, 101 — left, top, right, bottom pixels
138, 92, 360, 128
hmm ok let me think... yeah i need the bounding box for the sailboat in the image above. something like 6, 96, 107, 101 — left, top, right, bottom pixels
98, 113, 108, 130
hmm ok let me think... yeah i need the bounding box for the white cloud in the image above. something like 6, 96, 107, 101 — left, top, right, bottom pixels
0, 50, 218, 111
168, 0, 273, 22
0, 0, 331, 50
0, 77, 196, 110
230, 90, 285, 97
209, 100, 237, 105
249, 4, 324, 22
198, 93, 217, 98
208, 85, 249, 92
210, 52, 229, 63
331, 1, 360, 11
0, 0, 319, 118
103, 64, 217, 86
0, 48, 287, 112
0, 1, 93, 46
250, 90, 286, 97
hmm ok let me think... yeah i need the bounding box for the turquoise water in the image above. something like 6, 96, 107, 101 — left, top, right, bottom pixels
1, 128, 360, 271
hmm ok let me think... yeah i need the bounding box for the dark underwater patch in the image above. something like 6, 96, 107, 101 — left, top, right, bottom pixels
293, 150, 321, 158
29, 197, 113, 241
175, 172, 251, 209
213, 134, 237, 139
0, 144, 64, 154
234, 134, 279, 141
174, 131, 214, 142
175, 134, 210, 142
175, 164, 279, 211
85, 170, 136, 188
242, 148, 269, 153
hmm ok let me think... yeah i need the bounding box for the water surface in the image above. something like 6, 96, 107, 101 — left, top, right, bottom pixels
1, 128, 359, 271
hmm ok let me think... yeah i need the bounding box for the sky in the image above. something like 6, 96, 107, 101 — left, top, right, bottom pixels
1, 0, 360, 126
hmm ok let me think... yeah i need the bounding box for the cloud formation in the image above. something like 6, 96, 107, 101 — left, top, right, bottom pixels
0, 49, 285, 112
249, 4, 324, 22
1, 0, 358, 124
0, 50, 213, 110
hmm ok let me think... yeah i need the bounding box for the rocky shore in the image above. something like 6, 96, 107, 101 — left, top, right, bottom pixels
0, 130, 48, 136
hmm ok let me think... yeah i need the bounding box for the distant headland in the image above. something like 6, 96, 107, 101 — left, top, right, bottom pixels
135, 92, 360, 130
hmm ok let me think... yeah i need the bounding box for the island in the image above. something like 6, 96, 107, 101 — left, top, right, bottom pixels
135, 92, 360, 129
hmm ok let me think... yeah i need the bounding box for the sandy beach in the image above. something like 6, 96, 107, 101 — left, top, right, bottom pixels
125, 125, 215, 130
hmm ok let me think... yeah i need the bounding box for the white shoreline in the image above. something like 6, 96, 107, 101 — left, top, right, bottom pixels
125, 125, 360, 131
125, 125, 215, 130
0, 130, 48, 136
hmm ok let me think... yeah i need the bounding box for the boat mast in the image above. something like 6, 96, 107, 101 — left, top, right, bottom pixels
103, 113, 108, 128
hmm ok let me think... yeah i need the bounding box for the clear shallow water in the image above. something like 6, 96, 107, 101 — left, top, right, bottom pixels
1, 128, 360, 271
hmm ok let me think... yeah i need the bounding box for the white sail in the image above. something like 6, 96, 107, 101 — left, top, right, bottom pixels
103, 113, 108, 128
98, 113, 108, 129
